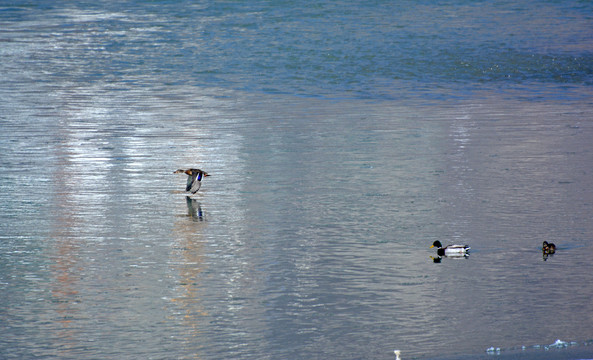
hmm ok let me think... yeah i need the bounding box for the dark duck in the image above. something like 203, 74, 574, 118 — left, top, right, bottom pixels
542, 241, 556, 254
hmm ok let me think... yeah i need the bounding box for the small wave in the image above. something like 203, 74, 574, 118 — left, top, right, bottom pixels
486, 338, 593, 356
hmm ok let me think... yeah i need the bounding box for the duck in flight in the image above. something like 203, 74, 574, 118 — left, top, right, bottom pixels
174, 168, 210, 194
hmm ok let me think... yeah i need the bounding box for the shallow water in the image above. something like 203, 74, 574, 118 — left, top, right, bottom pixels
1, 1, 593, 359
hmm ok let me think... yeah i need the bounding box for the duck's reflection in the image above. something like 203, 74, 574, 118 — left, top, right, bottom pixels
185, 196, 205, 221
431, 253, 470, 263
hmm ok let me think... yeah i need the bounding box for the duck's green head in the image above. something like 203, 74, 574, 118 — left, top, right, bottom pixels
431, 240, 443, 249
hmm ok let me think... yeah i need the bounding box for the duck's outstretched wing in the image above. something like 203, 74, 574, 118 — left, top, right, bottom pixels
187, 171, 203, 193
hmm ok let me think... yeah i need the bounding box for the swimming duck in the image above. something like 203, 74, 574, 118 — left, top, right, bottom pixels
430, 240, 470, 257
174, 168, 209, 194
542, 241, 556, 254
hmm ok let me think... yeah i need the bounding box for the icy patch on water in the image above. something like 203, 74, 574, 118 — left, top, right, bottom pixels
486, 339, 593, 355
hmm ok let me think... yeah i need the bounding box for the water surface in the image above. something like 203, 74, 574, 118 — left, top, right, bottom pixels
1, 1, 593, 359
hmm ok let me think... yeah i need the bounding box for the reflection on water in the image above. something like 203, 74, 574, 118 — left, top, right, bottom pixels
185, 197, 205, 221
171, 195, 209, 359
48, 140, 84, 360
431, 253, 471, 263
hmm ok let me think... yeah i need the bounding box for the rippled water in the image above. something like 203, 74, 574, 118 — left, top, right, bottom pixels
1, 1, 593, 359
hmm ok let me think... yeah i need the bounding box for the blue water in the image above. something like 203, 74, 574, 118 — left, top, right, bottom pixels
1, 1, 593, 359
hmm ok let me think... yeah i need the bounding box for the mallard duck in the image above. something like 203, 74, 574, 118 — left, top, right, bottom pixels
174, 168, 209, 194
542, 241, 556, 254
430, 240, 470, 257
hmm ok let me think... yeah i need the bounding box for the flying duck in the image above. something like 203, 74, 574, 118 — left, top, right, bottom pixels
174, 168, 209, 194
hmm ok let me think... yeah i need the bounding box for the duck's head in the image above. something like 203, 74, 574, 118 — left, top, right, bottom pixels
430, 240, 443, 249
